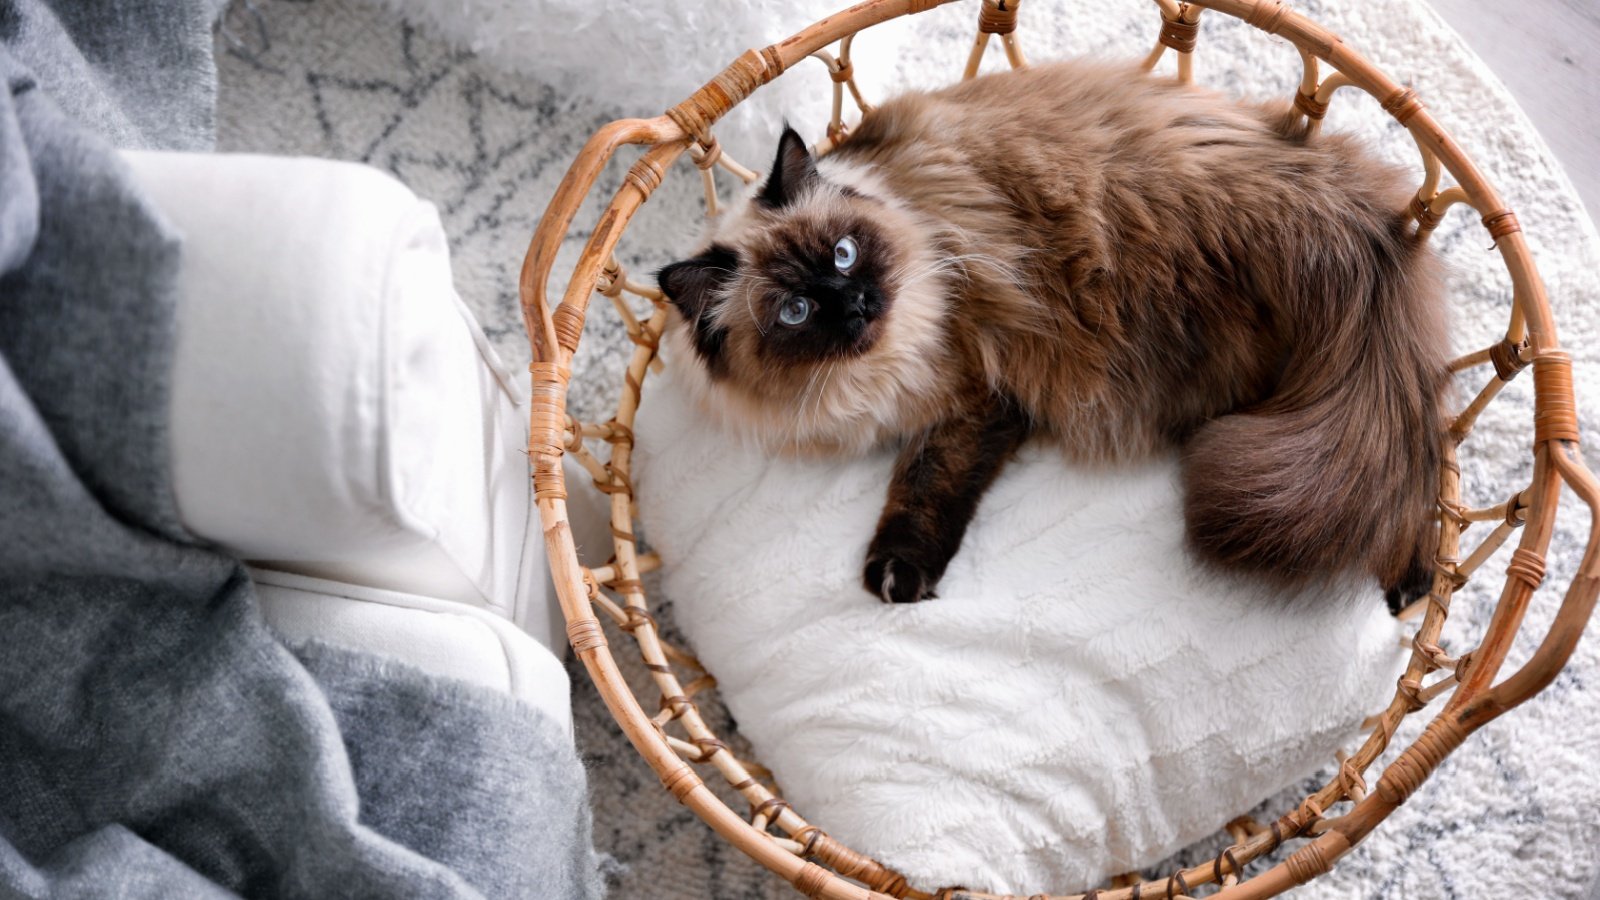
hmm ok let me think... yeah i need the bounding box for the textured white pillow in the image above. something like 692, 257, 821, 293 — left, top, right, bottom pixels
633, 372, 1409, 893
124, 152, 567, 645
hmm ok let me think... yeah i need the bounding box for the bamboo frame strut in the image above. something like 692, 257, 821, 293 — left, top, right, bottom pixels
519, 1, 1598, 897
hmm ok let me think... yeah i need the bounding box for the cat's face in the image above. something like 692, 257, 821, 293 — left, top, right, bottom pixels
657, 127, 950, 452
660, 127, 906, 375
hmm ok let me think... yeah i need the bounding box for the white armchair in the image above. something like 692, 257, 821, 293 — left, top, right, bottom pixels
123, 150, 611, 729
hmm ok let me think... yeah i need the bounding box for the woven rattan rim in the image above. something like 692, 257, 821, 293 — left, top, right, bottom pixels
519, 2, 1600, 897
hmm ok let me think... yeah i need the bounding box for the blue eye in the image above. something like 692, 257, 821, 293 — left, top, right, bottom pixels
834, 236, 858, 272
778, 296, 813, 327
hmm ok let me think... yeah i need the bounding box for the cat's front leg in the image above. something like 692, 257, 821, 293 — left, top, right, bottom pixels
864, 394, 1031, 603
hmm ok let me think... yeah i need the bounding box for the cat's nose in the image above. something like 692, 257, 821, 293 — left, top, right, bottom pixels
845, 289, 868, 318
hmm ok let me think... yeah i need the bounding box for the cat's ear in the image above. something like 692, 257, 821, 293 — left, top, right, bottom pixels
659, 246, 737, 320
658, 246, 737, 373
757, 125, 819, 209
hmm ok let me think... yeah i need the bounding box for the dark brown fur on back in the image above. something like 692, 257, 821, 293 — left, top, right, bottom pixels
658, 60, 1450, 607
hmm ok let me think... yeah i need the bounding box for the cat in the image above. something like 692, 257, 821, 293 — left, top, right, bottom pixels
657, 59, 1449, 610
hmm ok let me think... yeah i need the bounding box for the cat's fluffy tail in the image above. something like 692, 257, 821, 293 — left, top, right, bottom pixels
1181, 227, 1449, 605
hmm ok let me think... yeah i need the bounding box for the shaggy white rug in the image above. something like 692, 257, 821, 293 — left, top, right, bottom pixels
216, 0, 1600, 896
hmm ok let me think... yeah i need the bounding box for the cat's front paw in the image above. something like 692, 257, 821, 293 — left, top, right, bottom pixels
863, 552, 939, 604
1383, 554, 1434, 616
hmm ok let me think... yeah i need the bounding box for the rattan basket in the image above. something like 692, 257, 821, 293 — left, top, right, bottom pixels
519, 2, 1600, 896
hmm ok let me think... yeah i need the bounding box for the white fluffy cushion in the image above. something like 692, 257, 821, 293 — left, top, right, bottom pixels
124, 151, 562, 645
633, 373, 1408, 893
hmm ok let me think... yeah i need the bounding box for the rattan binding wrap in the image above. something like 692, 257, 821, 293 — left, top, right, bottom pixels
519, 2, 1600, 897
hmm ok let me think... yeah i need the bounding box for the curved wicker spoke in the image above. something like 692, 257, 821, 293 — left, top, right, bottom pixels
1141, 1, 1202, 83
519, 1, 1600, 898
810, 45, 875, 154
963, 0, 1028, 80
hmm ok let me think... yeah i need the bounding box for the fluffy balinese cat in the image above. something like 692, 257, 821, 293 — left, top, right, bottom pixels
657, 60, 1449, 609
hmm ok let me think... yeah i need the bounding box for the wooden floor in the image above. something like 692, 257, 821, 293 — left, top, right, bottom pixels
1425, 0, 1600, 227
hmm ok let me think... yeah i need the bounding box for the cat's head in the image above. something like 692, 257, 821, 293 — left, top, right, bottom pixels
657, 126, 950, 452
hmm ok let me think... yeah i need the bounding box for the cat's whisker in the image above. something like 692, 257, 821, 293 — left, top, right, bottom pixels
888, 259, 961, 294
798, 365, 828, 440
810, 361, 841, 433
740, 287, 769, 337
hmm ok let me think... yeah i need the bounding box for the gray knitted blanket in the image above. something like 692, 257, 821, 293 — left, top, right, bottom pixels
0, 2, 602, 897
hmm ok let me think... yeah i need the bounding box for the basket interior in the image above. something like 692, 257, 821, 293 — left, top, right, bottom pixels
519, 2, 1600, 898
